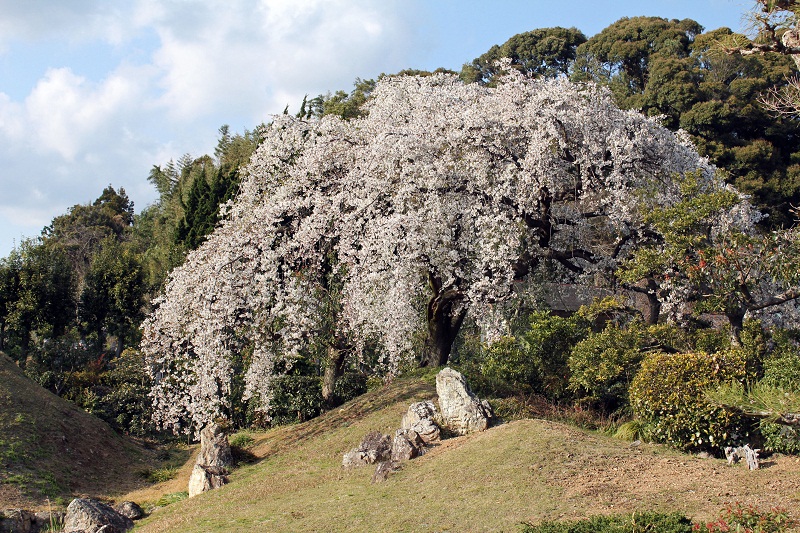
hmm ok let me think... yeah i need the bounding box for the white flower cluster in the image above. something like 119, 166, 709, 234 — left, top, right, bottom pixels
142, 70, 717, 434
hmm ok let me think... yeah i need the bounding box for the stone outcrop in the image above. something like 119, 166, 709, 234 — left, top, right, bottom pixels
63, 498, 133, 533
435, 367, 492, 435
400, 401, 441, 443
342, 431, 392, 468
1, 509, 67, 533
0, 509, 35, 533
371, 460, 399, 483
114, 501, 144, 521
188, 423, 233, 497
391, 429, 424, 462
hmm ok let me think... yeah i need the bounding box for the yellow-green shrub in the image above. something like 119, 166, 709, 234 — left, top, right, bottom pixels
630, 350, 750, 451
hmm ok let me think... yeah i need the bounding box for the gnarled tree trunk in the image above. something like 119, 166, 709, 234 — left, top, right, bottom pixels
321, 341, 347, 408
420, 274, 467, 368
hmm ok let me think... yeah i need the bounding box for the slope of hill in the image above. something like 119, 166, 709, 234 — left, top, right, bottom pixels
0, 352, 155, 508
132, 372, 800, 533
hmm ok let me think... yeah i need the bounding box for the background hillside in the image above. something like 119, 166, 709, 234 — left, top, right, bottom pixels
0, 352, 157, 508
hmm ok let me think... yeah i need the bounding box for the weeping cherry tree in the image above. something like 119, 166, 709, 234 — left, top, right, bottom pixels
142, 65, 727, 434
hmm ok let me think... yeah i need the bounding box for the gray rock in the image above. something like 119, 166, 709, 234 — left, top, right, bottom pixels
34, 510, 65, 531
400, 401, 441, 443
114, 501, 143, 521
391, 429, 421, 462
342, 431, 392, 468
63, 498, 133, 533
188, 423, 232, 497
188, 464, 230, 497
0, 509, 34, 533
196, 423, 233, 470
435, 367, 491, 435
371, 461, 399, 483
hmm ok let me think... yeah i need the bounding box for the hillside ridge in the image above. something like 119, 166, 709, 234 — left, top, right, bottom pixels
0, 352, 154, 509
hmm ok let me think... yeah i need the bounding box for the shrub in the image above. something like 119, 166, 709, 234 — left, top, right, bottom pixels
521, 511, 692, 532
630, 350, 750, 451
268, 375, 323, 425
694, 502, 796, 533
568, 323, 644, 413
332, 371, 368, 405
520, 311, 589, 400
759, 340, 800, 454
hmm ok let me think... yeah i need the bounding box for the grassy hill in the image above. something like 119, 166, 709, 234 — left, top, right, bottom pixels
0, 352, 159, 508
130, 371, 800, 532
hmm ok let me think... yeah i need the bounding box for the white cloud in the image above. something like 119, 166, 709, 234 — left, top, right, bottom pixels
0, 0, 425, 256
142, 0, 418, 120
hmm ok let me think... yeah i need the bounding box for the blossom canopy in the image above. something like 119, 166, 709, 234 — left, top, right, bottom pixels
142, 68, 721, 434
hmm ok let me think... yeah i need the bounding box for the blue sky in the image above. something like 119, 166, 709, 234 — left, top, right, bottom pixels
0, 0, 748, 257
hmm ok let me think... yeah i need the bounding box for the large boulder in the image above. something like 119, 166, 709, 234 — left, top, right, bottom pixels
342, 431, 392, 468
391, 429, 424, 462
400, 401, 441, 443
435, 367, 492, 435
0, 509, 34, 533
188, 423, 233, 497
63, 498, 133, 533
114, 501, 144, 521
196, 423, 233, 469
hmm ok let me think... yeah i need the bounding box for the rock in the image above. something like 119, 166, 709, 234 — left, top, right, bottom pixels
188, 464, 230, 497
196, 423, 233, 470
0, 509, 34, 533
400, 401, 441, 443
391, 429, 422, 462
188, 423, 233, 497
342, 431, 392, 468
63, 498, 133, 533
114, 502, 144, 521
372, 461, 399, 483
435, 367, 491, 435
725, 444, 760, 470
34, 511, 65, 531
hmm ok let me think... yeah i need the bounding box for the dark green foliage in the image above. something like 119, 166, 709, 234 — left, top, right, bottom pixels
332, 371, 368, 405
630, 350, 751, 451
80, 238, 146, 355
23, 329, 94, 396
520, 311, 591, 400
92, 348, 153, 436
568, 323, 645, 413
268, 375, 323, 426
461, 27, 587, 85
758, 330, 800, 453
521, 511, 693, 532
572, 17, 800, 227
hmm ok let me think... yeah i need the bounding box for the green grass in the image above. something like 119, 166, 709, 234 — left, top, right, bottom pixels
0, 352, 155, 507
129, 373, 800, 533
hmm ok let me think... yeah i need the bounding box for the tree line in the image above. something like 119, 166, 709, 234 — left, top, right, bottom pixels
1, 9, 799, 451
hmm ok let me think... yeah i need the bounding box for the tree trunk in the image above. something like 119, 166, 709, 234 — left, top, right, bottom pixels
420, 277, 466, 367
643, 279, 661, 325
726, 310, 745, 346
322, 343, 346, 408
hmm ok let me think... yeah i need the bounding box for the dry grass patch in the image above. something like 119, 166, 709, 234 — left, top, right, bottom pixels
132, 373, 800, 533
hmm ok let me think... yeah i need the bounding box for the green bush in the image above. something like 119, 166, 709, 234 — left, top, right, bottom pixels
268, 374, 323, 425
759, 339, 800, 454
521, 511, 692, 532
630, 350, 750, 451
568, 323, 644, 413
520, 311, 589, 400
332, 371, 368, 405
